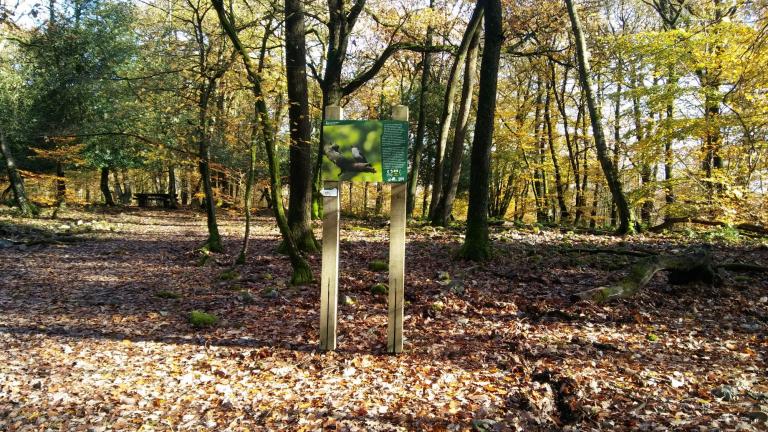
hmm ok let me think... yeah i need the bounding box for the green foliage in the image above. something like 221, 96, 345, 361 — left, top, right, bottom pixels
218, 269, 239, 281
368, 260, 388, 271
155, 290, 181, 299
188, 310, 217, 328
370, 283, 389, 295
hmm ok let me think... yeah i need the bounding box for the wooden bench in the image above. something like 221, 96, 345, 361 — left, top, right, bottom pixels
134, 193, 176, 208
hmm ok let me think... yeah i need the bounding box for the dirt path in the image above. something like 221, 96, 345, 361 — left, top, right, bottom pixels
1, 208, 766, 430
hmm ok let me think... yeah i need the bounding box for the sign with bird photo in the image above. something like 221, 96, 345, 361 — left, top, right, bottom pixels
322, 120, 409, 183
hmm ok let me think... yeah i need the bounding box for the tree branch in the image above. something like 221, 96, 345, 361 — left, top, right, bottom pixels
342, 42, 454, 96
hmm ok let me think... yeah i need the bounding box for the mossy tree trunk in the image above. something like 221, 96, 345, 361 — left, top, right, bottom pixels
406, 1, 434, 219
460, 0, 502, 261
566, 0, 634, 234
213, 0, 312, 285
284, 0, 318, 253
574, 252, 715, 303
431, 9, 483, 226
427, 3, 484, 222
0, 129, 37, 216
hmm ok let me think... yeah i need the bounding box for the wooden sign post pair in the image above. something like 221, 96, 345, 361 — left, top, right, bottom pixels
319, 105, 409, 354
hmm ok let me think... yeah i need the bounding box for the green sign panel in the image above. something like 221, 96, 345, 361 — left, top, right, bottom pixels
322, 120, 409, 183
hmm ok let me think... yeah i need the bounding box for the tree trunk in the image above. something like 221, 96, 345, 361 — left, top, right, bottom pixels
0, 130, 36, 216
100, 167, 114, 206
574, 251, 715, 303
237, 114, 259, 265
284, 0, 318, 253
460, 0, 502, 261
213, 0, 312, 284
565, 0, 634, 234
55, 162, 66, 204
544, 83, 569, 222
168, 165, 178, 208
406, 1, 435, 219
181, 169, 189, 205
427, 3, 484, 221
375, 182, 383, 215
198, 82, 223, 252
532, 77, 547, 223
631, 69, 652, 226
432, 23, 481, 226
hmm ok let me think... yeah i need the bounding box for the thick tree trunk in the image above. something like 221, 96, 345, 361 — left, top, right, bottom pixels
100, 166, 114, 206
432, 24, 481, 226
284, 0, 318, 253
565, 0, 634, 234
427, 3, 484, 221
460, 0, 502, 261
406, 2, 435, 219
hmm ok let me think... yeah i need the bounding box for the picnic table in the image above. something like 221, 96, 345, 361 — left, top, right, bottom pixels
134, 193, 176, 208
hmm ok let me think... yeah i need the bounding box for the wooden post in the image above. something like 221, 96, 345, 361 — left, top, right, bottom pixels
388, 105, 408, 354
320, 105, 342, 351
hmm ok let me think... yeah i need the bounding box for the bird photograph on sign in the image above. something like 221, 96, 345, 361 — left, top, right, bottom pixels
322, 120, 384, 182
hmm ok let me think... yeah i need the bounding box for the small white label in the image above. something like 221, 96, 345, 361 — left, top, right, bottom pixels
320, 188, 338, 197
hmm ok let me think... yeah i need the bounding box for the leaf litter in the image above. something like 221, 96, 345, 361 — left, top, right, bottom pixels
0, 208, 766, 431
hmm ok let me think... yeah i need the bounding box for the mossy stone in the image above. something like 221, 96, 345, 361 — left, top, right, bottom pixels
189, 310, 217, 328
370, 283, 389, 295
218, 269, 239, 281
369, 260, 388, 271
156, 290, 182, 299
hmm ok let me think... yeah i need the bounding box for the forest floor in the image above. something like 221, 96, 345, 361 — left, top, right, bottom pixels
0, 206, 767, 431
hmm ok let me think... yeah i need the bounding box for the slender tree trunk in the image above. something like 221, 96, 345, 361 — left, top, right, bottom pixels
0, 130, 36, 216
406, 1, 435, 219
631, 69, 652, 226
544, 84, 569, 222
237, 114, 259, 265
284, 0, 318, 252
532, 78, 547, 223
460, 0, 502, 261
427, 3, 484, 220
566, 0, 634, 234
611, 79, 621, 228
100, 166, 114, 206
181, 169, 189, 206
590, 182, 601, 229
198, 83, 223, 252
55, 162, 66, 204
664, 92, 675, 212
213, 0, 312, 284
375, 182, 383, 214
432, 24, 481, 226
168, 165, 178, 208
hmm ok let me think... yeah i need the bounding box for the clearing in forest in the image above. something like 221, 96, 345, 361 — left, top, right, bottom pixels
0, 208, 766, 431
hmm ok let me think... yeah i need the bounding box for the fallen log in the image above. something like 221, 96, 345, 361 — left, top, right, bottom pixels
574, 251, 715, 303
650, 217, 768, 236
